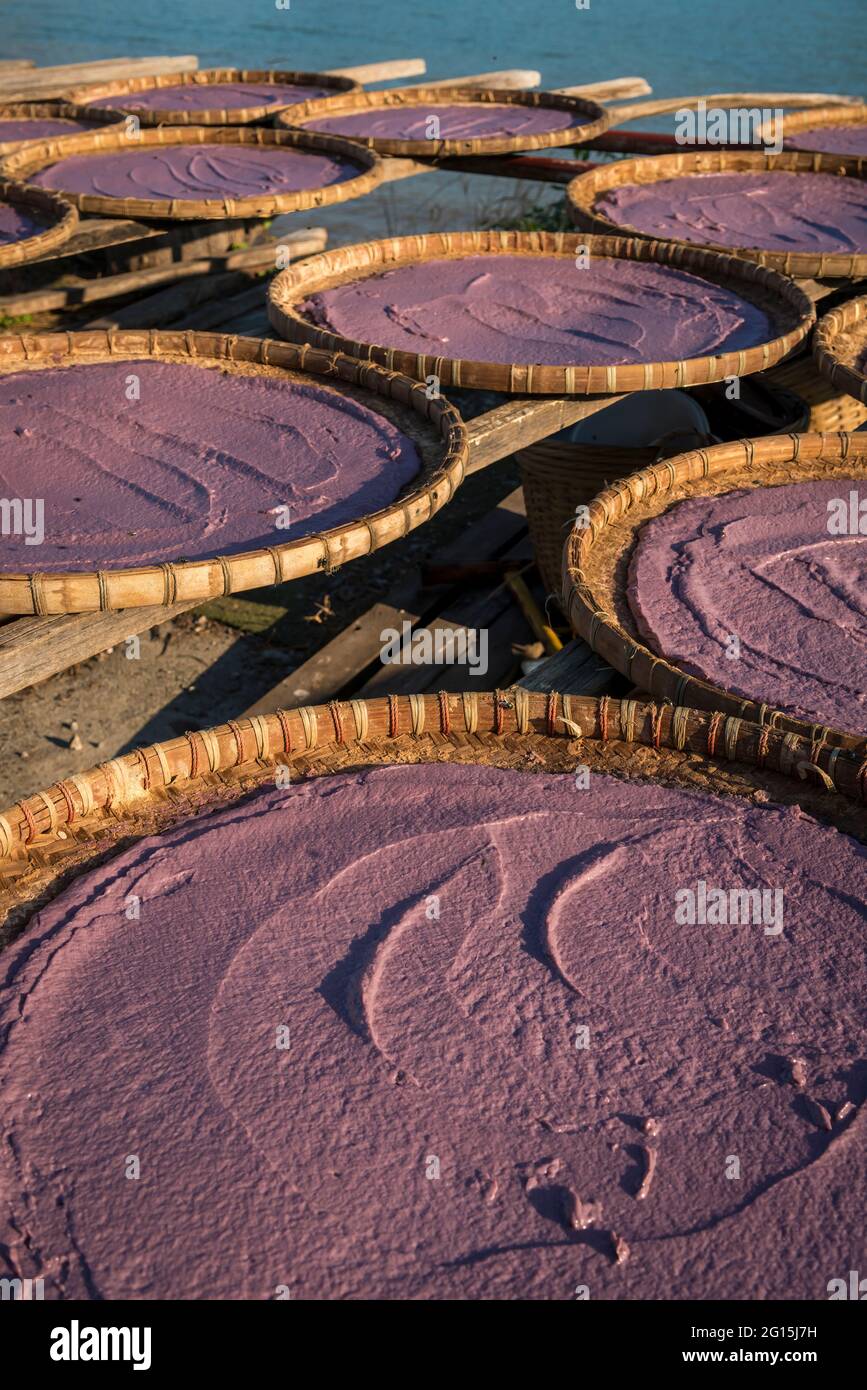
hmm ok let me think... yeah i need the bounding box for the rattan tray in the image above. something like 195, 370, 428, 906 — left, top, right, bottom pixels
567, 150, 867, 278
0, 178, 78, 267
772, 103, 867, 155
0, 100, 125, 157
63, 68, 361, 127
563, 430, 867, 754
0, 125, 383, 220
1, 687, 863, 941
267, 230, 814, 396
0, 329, 468, 615
274, 85, 609, 156
813, 294, 867, 407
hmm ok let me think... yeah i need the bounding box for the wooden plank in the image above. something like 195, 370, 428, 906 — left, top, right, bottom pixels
606, 90, 865, 123
172, 282, 268, 332
554, 77, 651, 101
245, 599, 419, 714
358, 534, 534, 696
17, 215, 258, 269
84, 271, 265, 330
0, 601, 201, 701
421, 70, 541, 90
244, 488, 530, 715
517, 636, 617, 695
465, 395, 624, 474
381, 152, 592, 185
326, 59, 426, 84
1, 230, 327, 318
0, 55, 199, 100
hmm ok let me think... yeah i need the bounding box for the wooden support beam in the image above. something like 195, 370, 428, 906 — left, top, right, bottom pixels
326, 59, 426, 84
245, 490, 531, 716
0, 55, 199, 100
380, 152, 591, 186
1, 229, 327, 317
606, 90, 865, 123
0, 602, 201, 701
517, 636, 616, 694
421, 70, 541, 90
554, 77, 651, 101
465, 395, 624, 475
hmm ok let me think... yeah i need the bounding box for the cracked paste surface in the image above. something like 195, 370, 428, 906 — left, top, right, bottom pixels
627, 479, 867, 733
30, 143, 359, 201
787, 126, 867, 157
0, 202, 43, 245
301, 102, 579, 142
87, 82, 334, 112
0, 360, 421, 570
595, 171, 867, 255
0, 117, 97, 143
1, 763, 865, 1301
300, 254, 773, 364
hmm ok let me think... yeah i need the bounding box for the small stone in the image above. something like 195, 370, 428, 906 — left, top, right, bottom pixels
786, 1057, 808, 1090
562, 1188, 601, 1231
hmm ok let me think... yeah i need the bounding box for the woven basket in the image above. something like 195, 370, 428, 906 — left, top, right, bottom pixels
267, 230, 815, 396
0, 329, 468, 615
0, 100, 125, 156
517, 371, 810, 596
274, 85, 610, 157
567, 150, 867, 278
765, 347, 867, 429
63, 68, 361, 127
563, 430, 867, 754
1, 687, 864, 938
813, 293, 867, 408
772, 103, 867, 154
0, 178, 77, 268
0, 125, 383, 221
519, 441, 659, 599
518, 438, 707, 598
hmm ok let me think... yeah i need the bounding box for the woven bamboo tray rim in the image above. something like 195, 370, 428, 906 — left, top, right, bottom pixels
0, 328, 469, 615
562, 429, 867, 753
267, 229, 815, 396
62, 68, 361, 127
2, 688, 864, 936
771, 103, 867, 151
274, 84, 610, 156
567, 150, 867, 278
0, 125, 383, 221
813, 294, 867, 406
0, 177, 78, 267
0, 101, 126, 156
